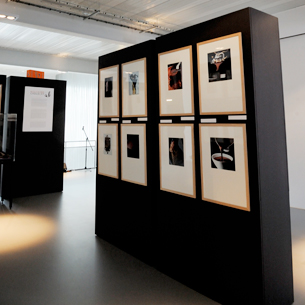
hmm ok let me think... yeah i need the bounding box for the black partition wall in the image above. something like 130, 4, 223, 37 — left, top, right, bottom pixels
2, 76, 66, 198
0, 75, 6, 114
96, 40, 158, 265
95, 8, 293, 305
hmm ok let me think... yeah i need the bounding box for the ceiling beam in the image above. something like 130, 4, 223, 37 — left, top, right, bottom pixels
0, 0, 158, 46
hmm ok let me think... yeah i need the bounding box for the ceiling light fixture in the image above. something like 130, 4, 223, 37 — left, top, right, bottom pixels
8, 0, 172, 35
0, 13, 18, 20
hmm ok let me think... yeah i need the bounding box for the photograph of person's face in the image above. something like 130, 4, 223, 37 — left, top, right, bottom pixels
127, 134, 140, 159
169, 138, 184, 166
168, 62, 182, 90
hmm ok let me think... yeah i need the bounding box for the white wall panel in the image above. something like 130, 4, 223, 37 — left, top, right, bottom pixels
0, 48, 97, 74
57, 72, 98, 170
276, 5, 305, 209
280, 35, 305, 209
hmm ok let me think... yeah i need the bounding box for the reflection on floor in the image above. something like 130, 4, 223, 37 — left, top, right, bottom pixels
290, 208, 305, 305
0, 169, 303, 305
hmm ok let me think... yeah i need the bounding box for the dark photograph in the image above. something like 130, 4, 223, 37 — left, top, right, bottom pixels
210, 137, 235, 171
168, 62, 182, 90
169, 138, 184, 166
104, 77, 113, 97
104, 134, 112, 155
208, 49, 232, 82
129, 72, 139, 95
127, 134, 140, 159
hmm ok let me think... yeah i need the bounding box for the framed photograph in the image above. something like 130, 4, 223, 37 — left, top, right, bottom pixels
197, 33, 246, 115
159, 124, 196, 198
121, 124, 147, 186
199, 124, 250, 211
99, 65, 119, 117
122, 58, 147, 117
158, 46, 194, 116
98, 124, 118, 178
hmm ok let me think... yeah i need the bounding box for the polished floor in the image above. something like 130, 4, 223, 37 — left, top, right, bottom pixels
0, 169, 304, 305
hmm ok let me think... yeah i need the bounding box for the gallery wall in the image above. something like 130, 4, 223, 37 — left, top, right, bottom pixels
275, 6, 305, 209
96, 8, 293, 305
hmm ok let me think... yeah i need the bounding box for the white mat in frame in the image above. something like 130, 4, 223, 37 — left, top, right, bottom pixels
197, 33, 246, 115
98, 123, 119, 179
121, 124, 147, 186
122, 58, 147, 117
99, 65, 119, 118
199, 123, 250, 211
159, 124, 196, 198
158, 46, 194, 116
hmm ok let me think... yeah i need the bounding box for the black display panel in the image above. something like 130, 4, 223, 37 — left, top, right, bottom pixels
96, 40, 158, 265
2, 76, 66, 198
95, 8, 293, 305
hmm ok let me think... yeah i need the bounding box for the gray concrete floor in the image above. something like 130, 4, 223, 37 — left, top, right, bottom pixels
0, 169, 303, 305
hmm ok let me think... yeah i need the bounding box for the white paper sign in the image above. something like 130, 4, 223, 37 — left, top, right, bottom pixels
23, 86, 54, 132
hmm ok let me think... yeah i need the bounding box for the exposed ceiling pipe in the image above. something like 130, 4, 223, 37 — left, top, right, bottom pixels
8, 0, 174, 35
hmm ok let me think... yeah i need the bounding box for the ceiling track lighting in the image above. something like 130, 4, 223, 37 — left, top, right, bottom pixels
8, 0, 173, 35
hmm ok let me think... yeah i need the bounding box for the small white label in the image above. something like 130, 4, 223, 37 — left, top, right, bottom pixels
181, 116, 195, 121
201, 118, 217, 123
111, 118, 120, 122
138, 117, 148, 122
160, 119, 172, 123
228, 115, 247, 120
122, 120, 132, 124
220, 74, 226, 79
99, 120, 107, 124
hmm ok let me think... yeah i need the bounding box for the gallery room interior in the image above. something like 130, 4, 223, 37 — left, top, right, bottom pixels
0, 0, 304, 304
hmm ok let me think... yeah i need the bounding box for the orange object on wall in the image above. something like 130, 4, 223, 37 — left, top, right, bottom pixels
27, 70, 45, 79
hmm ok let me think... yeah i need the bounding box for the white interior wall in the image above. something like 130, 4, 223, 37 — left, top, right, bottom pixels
280, 35, 305, 210
57, 72, 98, 143
0, 63, 61, 79
0, 48, 98, 75
57, 72, 98, 170
275, 6, 305, 209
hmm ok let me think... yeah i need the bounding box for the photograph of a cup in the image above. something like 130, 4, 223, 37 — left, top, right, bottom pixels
210, 137, 235, 171
211, 153, 233, 169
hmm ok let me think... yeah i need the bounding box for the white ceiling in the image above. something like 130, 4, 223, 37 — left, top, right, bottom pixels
0, 22, 129, 60
0, 0, 305, 61
8, 0, 305, 34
